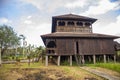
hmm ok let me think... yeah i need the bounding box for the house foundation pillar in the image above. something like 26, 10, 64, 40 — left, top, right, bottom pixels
93, 55, 96, 64
70, 55, 72, 66
82, 55, 85, 64
57, 56, 61, 66
114, 55, 116, 63
45, 56, 48, 66
104, 54, 106, 63
107, 55, 110, 62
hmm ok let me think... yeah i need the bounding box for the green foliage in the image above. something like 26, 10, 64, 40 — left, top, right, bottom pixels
61, 60, 69, 66
2, 56, 12, 61
0, 25, 20, 55
117, 51, 120, 56
16, 57, 20, 62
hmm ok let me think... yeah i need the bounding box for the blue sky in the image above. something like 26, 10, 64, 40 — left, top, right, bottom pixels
0, 0, 120, 46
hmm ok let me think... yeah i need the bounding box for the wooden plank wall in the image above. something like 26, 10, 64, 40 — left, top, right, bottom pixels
78, 39, 115, 55
56, 39, 74, 55
55, 38, 115, 55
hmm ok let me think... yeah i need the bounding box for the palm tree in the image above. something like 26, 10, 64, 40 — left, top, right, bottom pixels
19, 34, 26, 57
35, 46, 45, 62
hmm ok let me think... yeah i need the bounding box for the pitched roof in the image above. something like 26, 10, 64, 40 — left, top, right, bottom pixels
53, 13, 97, 21
41, 32, 119, 39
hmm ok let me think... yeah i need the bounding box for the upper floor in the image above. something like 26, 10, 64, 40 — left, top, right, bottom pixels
51, 14, 97, 33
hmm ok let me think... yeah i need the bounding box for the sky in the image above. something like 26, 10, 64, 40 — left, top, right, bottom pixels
0, 0, 120, 46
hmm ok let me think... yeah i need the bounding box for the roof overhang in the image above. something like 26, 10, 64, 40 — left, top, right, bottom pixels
41, 32, 120, 39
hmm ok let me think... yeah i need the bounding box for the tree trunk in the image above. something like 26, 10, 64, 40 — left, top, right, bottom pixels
1, 46, 8, 56
0, 48, 1, 66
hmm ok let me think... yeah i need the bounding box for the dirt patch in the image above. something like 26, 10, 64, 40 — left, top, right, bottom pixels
0, 65, 105, 80
7, 68, 74, 80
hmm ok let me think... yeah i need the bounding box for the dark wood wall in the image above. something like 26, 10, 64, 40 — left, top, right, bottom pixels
76, 39, 115, 55
45, 38, 115, 55
56, 39, 74, 55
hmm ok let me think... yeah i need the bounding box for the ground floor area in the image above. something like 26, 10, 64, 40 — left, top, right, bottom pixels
45, 54, 117, 66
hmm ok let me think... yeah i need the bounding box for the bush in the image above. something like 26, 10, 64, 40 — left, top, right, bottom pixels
16, 57, 20, 62
2, 56, 13, 61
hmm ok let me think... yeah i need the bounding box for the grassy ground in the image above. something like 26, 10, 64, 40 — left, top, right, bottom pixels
0, 62, 106, 80
85, 62, 120, 73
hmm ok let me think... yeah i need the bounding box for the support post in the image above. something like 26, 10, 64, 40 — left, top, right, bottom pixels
114, 55, 116, 63
107, 55, 110, 62
57, 56, 61, 66
93, 55, 96, 64
70, 55, 72, 66
82, 55, 85, 64
45, 56, 48, 66
104, 54, 106, 63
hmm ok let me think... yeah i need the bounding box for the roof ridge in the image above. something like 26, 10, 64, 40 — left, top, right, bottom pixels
53, 13, 97, 20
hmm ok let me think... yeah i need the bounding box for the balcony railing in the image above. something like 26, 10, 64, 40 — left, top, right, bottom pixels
46, 48, 57, 55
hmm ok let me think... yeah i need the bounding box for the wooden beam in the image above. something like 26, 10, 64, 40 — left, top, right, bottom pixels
45, 56, 48, 66
104, 54, 106, 63
57, 56, 61, 66
70, 55, 72, 66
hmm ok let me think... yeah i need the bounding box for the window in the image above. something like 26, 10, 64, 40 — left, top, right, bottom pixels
76, 22, 83, 26
47, 41, 56, 48
85, 22, 91, 26
67, 21, 74, 26
58, 21, 65, 26
76, 41, 79, 54
47, 41, 56, 54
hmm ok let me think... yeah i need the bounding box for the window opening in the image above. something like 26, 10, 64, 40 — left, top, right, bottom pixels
76, 41, 79, 54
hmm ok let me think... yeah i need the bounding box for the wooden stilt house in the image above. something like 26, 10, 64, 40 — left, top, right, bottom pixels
41, 14, 119, 66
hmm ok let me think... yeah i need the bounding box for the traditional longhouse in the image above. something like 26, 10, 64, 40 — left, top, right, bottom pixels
41, 14, 119, 66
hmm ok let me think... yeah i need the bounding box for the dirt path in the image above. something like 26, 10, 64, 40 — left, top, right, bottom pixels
81, 67, 120, 80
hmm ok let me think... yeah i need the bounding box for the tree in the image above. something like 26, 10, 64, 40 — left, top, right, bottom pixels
35, 46, 45, 62
0, 25, 20, 56
19, 34, 26, 57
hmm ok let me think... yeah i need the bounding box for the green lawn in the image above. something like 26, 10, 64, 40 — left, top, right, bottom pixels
85, 62, 120, 73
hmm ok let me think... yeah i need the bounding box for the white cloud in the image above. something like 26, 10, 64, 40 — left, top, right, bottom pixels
20, 0, 74, 12
65, 0, 87, 9
15, 15, 51, 46
93, 15, 120, 35
24, 20, 32, 24
27, 16, 32, 19
82, 0, 119, 16
0, 17, 12, 24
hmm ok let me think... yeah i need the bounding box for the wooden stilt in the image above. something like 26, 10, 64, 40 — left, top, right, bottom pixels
93, 55, 96, 64
58, 56, 61, 66
88, 56, 91, 63
104, 54, 106, 63
82, 55, 85, 64
114, 55, 116, 63
70, 55, 72, 66
107, 55, 110, 62
45, 56, 48, 66
79, 55, 81, 64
